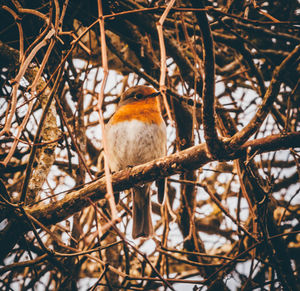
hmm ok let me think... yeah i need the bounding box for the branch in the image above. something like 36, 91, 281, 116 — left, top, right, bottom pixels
97, 0, 117, 220
156, 0, 175, 123
190, 0, 225, 158
24, 131, 300, 227
2, 131, 298, 262
229, 44, 300, 148
0, 29, 55, 137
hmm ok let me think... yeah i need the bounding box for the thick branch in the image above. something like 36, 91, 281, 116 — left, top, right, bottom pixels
25, 131, 300, 227
190, 0, 224, 158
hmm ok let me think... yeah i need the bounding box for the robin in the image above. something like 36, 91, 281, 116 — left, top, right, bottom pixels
106, 85, 167, 238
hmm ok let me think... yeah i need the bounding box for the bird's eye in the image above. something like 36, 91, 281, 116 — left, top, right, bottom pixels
135, 93, 143, 99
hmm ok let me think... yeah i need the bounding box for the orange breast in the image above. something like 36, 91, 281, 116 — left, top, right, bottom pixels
110, 97, 163, 125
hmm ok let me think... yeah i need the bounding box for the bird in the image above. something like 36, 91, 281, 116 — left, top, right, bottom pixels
105, 85, 167, 238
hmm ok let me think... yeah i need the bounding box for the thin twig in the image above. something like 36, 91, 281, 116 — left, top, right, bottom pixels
0, 29, 55, 137
2, 6, 24, 63
97, 0, 118, 220
156, 0, 175, 124
229, 44, 300, 149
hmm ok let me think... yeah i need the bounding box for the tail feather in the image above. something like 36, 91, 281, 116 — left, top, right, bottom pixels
132, 185, 153, 239
156, 178, 166, 204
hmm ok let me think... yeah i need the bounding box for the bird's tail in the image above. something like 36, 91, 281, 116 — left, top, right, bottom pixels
132, 185, 153, 239
156, 178, 166, 204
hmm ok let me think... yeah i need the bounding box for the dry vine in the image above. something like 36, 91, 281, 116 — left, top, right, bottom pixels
0, 1, 299, 290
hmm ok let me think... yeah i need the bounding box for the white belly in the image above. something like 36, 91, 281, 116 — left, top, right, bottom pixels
105, 120, 166, 172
